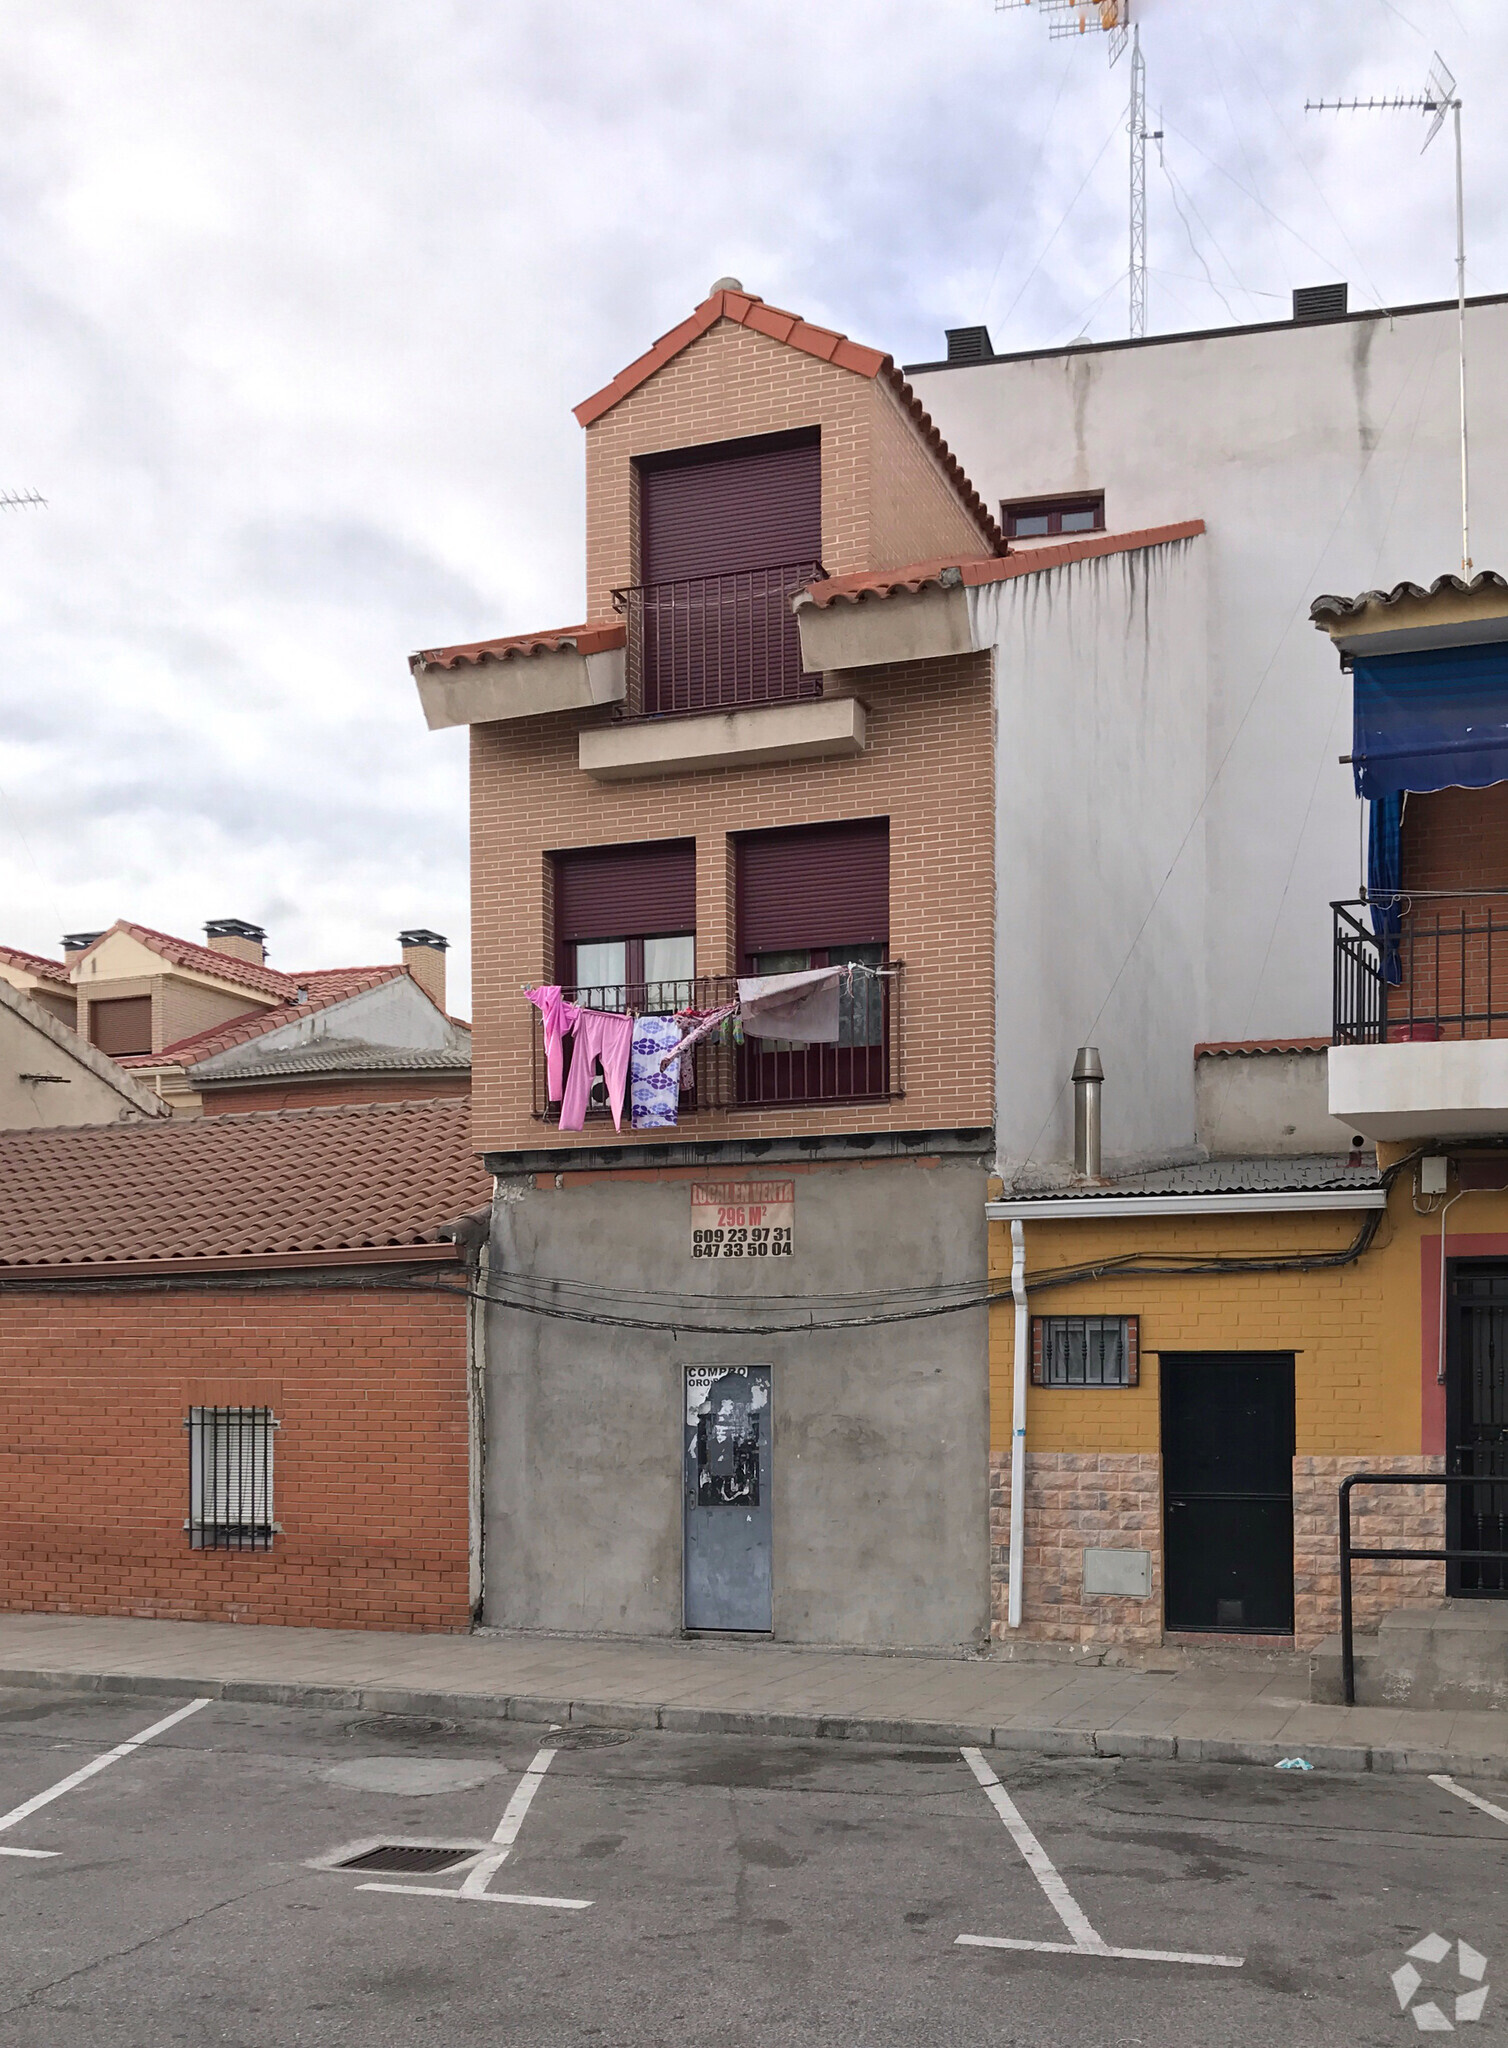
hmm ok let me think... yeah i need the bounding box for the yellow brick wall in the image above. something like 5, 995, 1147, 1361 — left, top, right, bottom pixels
988, 1201, 1427, 1460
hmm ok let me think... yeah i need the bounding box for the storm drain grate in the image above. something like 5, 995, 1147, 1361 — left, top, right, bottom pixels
336, 1844, 475, 1875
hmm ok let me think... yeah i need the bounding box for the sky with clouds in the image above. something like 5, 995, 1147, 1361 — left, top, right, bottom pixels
0, 0, 1501, 1012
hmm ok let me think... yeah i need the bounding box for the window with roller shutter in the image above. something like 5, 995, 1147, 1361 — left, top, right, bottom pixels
628, 432, 823, 715
735, 820, 891, 1102
552, 839, 696, 1003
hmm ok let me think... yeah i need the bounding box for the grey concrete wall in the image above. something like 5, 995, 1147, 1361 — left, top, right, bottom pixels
1195, 1049, 1355, 1158
483, 1154, 989, 1649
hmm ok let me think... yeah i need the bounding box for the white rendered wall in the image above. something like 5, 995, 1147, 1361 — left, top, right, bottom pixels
978, 538, 1207, 1175
911, 298, 1508, 1171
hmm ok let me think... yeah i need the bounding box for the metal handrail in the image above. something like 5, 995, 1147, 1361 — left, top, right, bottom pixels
1332, 895, 1508, 1044
611, 560, 825, 717
1337, 1471, 1508, 1704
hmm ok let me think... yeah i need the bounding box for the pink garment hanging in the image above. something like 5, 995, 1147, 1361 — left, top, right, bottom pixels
527, 985, 580, 1101
558, 1009, 634, 1132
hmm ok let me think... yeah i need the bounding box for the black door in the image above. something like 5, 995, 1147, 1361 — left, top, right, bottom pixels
1162, 1353, 1295, 1633
1447, 1263, 1508, 1597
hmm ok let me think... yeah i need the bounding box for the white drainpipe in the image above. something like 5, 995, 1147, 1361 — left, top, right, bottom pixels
1008, 1218, 1029, 1630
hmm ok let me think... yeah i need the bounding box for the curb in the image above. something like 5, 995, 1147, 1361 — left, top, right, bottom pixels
1, 1662, 1503, 1777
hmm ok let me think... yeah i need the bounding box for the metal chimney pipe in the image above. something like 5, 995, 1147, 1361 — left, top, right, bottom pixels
1072, 1046, 1104, 1179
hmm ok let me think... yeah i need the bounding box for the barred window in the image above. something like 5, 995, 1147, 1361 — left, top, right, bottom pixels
1032, 1316, 1139, 1388
187, 1407, 277, 1549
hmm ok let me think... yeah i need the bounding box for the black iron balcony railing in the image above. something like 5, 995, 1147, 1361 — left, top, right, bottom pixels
612, 561, 825, 718
1333, 895, 1508, 1044
529, 966, 903, 1121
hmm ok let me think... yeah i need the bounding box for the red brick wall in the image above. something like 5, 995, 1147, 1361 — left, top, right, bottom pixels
0, 1278, 472, 1631
1393, 785, 1508, 1036
199, 1077, 470, 1115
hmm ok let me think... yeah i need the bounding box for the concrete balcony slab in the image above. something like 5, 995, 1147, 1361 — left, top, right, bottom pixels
1329, 1038, 1508, 1140
578, 694, 868, 782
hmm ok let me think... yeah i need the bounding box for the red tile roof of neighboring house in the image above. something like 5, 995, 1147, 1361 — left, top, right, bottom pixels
74, 920, 300, 1000
1194, 1037, 1332, 1057
0, 944, 71, 986
0, 1098, 492, 1270
116, 968, 411, 1073
799, 521, 1207, 607
411, 621, 626, 675
571, 286, 1005, 553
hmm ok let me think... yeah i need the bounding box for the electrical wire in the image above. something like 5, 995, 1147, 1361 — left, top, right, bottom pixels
996, 111, 1124, 337
1157, 158, 1240, 323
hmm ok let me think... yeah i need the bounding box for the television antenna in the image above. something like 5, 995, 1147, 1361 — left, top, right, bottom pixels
0, 491, 45, 511
1307, 55, 1471, 574
997, 1, 1159, 338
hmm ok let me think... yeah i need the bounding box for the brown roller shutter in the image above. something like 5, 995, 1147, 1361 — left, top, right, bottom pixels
554, 839, 696, 942
736, 819, 889, 957
89, 995, 152, 1057
640, 432, 821, 583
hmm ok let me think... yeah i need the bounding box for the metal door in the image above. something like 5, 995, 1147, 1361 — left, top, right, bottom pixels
1447, 1264, 1508, 1596
1162, 1353, 1295, 1633
684, 1366, 772, 1632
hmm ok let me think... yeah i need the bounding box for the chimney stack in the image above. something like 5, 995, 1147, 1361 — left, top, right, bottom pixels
61, 932, 104, 955
1072, 1045, 1104, 1179
204, 918, 267, 966
399, 929, 448, 1012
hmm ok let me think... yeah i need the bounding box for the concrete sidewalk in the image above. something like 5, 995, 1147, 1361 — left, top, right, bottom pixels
0, 1611, 1504, 1777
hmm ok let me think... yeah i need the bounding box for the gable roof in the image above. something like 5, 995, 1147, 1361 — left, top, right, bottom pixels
117, 967, 413, 1073
573, 286, 1005, 553
0, 1097, 491, 1271
0, 944, 71, 987
195, 1039, 472, 1085
72, 920, 298, 1000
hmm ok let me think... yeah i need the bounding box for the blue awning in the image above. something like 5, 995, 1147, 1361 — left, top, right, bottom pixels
1352, 640, 1508, 799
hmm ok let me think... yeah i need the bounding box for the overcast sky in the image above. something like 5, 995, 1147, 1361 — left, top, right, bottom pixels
0, 0, 1501, 1012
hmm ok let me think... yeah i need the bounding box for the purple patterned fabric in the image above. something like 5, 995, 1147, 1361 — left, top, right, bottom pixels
631, 1014, 682, 1129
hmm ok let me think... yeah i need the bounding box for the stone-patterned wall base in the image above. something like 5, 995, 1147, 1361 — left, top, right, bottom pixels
1293, 1454, 1446, 1650
990, 1450, 1163, 1645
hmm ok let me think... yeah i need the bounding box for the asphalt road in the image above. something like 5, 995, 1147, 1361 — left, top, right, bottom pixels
0, 1683, 1502, 2046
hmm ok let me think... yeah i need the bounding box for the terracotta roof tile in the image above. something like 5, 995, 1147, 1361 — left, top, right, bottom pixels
0, 1098, 492, 1269
571, 287, 1002, 552
0, 944, 71, 986
410, 621, 625, 675
798, 521, 1207, 607
1310, 569, 1508, 623
117, 968, 408, 1071
1194, 1037, 1331, 1057
74, 920, 300, 999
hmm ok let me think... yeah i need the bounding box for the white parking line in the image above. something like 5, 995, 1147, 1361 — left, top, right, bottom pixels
358, 1742, 592, 1912
1431, 1774, 1508, 1828
954, 1747, 1243, 1970
0, 1697, 211, 1851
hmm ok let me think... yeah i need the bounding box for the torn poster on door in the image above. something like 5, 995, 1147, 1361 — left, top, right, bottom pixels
690, 1179, 795, 1260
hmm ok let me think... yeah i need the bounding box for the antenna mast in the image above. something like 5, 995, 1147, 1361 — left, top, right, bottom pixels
998, 1, 1152, 338
1307, 55, 1470, 574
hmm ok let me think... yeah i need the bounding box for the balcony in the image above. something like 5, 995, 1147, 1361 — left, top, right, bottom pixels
1330, 897, 1508, 1139
612, 562, 825, 717
581, 564, 869, 783
529, 967, 904, 1123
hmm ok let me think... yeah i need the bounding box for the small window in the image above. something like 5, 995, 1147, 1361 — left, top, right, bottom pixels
187, 1406, 277, 1549
1032, 1316, 1138, 1388
89, 995, 152, 1057
1002, 494, 1106, 541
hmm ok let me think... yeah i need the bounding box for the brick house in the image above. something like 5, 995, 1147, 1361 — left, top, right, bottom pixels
3, 919, 467, 1116
411, 282, 1204, 1649
0, 1098, 491, 1631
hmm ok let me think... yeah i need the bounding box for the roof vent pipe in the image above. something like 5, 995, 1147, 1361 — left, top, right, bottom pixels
1072, 1045, 1104, 1179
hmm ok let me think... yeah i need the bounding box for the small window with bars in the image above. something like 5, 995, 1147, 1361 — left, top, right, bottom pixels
186, 1406, 278, 1549
1032, 1316, 1138, 1388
